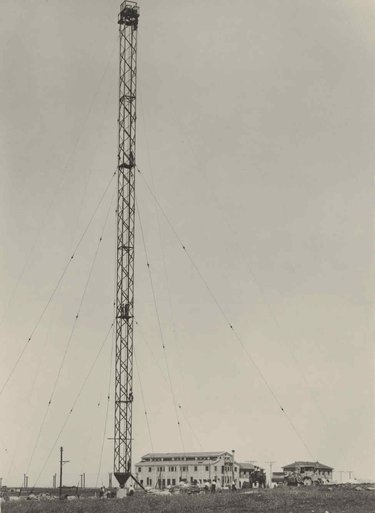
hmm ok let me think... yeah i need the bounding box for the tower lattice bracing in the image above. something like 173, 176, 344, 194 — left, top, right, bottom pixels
114, 0, 139, 488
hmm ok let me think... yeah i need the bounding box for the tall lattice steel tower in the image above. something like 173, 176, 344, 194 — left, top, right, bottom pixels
114, 0, 140, 489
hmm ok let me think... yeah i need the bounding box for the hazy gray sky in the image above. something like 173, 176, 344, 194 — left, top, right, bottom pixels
0, 0, 374, 487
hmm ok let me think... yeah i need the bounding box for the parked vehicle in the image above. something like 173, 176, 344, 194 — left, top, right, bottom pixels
169, 483, 201, 495
272, 467, 324, 487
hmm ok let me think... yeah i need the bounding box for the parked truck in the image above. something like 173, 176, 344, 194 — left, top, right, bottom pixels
272, 467, 324, 487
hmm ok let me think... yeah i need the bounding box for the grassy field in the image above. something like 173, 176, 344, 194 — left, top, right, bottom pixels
2, 487, 375, 513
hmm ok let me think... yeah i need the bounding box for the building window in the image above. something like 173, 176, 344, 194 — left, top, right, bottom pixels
221, 466, 224, 474
172, 479, 176, 485
205, 466, 209, 472
167, 479, 170, 486
234, 466, 237, 472
138, 467, 141, 473
149, 467, 152, 472
194, 466, 198, 472
214, 466, 217, 471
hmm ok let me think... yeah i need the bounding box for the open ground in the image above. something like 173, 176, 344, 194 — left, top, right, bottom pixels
3, 487, 375, 513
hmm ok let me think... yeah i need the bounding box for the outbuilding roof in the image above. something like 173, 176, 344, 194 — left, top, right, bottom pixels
238, 462, 256, 471
282, 461, 333, 471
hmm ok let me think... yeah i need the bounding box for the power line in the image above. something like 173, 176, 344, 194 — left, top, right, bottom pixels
138, 168, 315, 460
134, 318, 202, 450
136, 200, 185, 453
134, 320, 168, 388
92, 212, 120, 488
145, 97, 330, 429
139, 92, 200, 446
178, 404, 203, 451
0, 37, 118, 329
134, 353, 154, 453
31, 319, 114, 489
0, 170, 116, 400
25, 189, 116, 477
95, 216, 118, 488
95, 323, 115, 488
3, 301, 58, 484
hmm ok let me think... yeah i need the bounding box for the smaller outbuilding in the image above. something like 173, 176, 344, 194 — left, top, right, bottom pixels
282, 461, 333, 480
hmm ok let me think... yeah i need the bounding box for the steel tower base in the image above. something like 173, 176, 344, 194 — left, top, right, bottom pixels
114, 471, 145, 490
114, 472, 131, 488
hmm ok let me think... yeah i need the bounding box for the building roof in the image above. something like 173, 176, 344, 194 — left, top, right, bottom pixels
282, 461, 333, 471
238, 462, 256, 471
141, 451, 229, 460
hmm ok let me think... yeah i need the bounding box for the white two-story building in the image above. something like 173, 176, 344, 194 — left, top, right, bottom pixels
135, 451, 240, 488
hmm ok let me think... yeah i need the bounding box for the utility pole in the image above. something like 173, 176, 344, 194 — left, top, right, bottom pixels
265, 461, 276, 487
59, 447, 69, 498
231, 450, 235, 485
80, 473, 86, 488
113, 0, 143, 491
23, 474, 28, 489
59, 448, 63, 496
109, 473, 112, 488
53, 474, 56, 489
